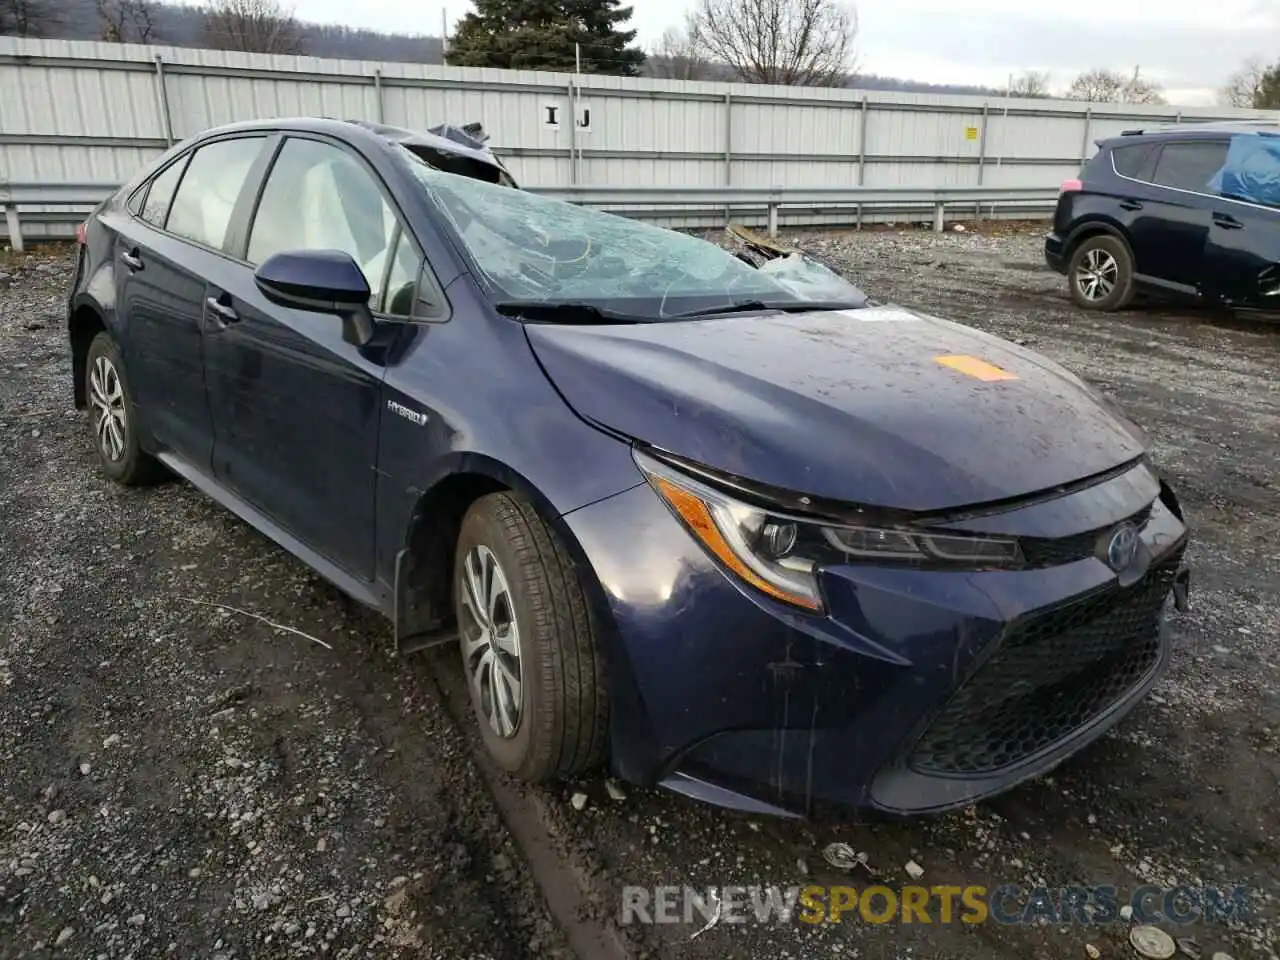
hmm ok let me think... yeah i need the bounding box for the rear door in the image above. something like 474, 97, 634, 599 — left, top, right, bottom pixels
1099, 141, 1170, 280
113, 135, 270, 469
201, 134, 419, 580
1130, 139, 1227, 295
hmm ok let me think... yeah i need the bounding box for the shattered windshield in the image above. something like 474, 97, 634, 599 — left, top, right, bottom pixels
398, 147, 866, 320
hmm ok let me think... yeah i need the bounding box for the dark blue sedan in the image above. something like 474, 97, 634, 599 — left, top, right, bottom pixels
66, 117, 1191, 817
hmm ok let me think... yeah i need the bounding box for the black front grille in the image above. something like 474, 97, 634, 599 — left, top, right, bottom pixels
1020, 503, 1153, 568
908, 552, 1181, 777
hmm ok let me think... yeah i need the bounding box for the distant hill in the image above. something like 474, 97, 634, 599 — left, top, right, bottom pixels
16, 0, 1010, 99
18, 0, 443, 61
848, 75, 1008, 97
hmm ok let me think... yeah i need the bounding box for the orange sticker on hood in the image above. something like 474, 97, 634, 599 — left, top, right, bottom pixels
934, 355, 1019, 382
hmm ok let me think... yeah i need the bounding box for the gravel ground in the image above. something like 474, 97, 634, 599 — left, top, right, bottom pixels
0, 251, 571, 959
2, 227, 1278, 960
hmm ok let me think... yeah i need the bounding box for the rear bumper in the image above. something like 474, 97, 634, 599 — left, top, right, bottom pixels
1044, 232, 1068, 274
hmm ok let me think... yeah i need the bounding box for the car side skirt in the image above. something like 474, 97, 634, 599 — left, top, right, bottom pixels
156, 451, 391, 615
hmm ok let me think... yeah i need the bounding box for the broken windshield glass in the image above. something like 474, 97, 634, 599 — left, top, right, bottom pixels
398, 146, 867, 319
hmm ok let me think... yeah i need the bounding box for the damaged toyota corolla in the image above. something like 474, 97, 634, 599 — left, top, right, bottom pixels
70, 118, 1190, 819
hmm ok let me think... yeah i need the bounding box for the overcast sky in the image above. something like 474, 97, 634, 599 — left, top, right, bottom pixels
286, 0, 1280, 105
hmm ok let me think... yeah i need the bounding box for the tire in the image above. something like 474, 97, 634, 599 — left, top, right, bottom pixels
84, 332, 165, 485
1067, 235, 1136, 311
454, 492, 608, 781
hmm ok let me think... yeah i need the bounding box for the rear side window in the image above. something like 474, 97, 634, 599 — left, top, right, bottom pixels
166, 136, 267, 250
138, 157, 188, 228
1151, 141, 1229, 193
1110, 143, 1158, 180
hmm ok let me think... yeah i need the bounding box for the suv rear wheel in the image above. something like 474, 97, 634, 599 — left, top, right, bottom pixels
1068, 235, 1135, 311
454, 492, 608, 781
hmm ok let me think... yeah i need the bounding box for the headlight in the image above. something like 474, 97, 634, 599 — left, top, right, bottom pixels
635, 450, 1023, 613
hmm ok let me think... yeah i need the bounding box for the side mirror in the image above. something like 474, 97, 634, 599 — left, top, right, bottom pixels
254, 249, 376, 346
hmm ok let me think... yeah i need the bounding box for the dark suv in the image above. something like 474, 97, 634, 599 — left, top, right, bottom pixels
1045, 122, 1280, 311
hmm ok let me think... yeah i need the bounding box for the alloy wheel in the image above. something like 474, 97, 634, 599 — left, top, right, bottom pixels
1075, 248, 1118, 302
459, 544, 524, 738
89, 355, 128, 462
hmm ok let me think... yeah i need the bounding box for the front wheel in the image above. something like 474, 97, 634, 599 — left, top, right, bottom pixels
454, 492, 608, 781
1067, 235, 1136, 311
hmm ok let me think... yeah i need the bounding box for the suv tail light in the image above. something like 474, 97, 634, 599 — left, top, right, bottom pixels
1059, 179, 1083, 194
75, 222, 87, 246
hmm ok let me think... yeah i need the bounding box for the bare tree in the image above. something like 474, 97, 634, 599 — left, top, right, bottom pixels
1121, 66, 1166, 105
1065, 66, 1165, 105
0, 0, 56, 35
201, 0, 303, 54
1007, 70, 1051, 98
1220, 57, 1271, 107
689, 0, 858, 86
1065, 68, 1126, 102
648, 18, 714, 80
96, 0, 158, 42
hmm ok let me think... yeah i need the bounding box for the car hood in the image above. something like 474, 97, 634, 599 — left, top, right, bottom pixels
524, 304, 1148, 513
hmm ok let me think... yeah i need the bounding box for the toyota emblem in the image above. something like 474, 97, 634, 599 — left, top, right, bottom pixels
1106, 522, 1140, 572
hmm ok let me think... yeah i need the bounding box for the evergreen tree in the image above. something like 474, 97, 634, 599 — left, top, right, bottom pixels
1256, 63, 1280, 110
447, 0, 645, 76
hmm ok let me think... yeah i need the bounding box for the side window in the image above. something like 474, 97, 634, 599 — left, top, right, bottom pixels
1151, 141, 1229, 194
1110, 143, 1158, 181
166, 136, 267, 249
380, 228, 420, 316
1209, 133, 1280, 207
247, 137, 397, 295
138, 156, 188, 228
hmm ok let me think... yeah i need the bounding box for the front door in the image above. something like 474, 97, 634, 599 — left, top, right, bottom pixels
1199, 135, 1280, 309
1202, 200, 1280, 308
201, 135, 415, 580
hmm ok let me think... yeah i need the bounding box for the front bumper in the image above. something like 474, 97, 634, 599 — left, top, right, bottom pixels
563, 465, 1189, 817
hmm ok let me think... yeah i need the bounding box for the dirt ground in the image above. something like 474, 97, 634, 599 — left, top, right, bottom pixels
1, 227, 1277, 960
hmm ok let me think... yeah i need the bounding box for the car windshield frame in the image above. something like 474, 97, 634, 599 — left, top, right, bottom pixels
394, 145, 867, 322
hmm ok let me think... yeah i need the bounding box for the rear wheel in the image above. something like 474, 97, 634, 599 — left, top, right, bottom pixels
1068, 235, 1135, 311
454, 492, 608, 781
84, 332, 164, 485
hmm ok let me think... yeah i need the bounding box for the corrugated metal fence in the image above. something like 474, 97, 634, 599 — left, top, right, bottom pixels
0, 36, 1272, 236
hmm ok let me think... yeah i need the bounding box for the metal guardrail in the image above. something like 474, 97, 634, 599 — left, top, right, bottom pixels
0, 181, 1061, 253
531, 185, 1060, 235
1, 183, 113, 251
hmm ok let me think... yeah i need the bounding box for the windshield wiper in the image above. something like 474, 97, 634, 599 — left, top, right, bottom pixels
670, 298, 867, 319
494, 300, 652, 325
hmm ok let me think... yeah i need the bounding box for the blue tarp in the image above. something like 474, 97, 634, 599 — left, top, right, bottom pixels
1208, 132, 1280, 207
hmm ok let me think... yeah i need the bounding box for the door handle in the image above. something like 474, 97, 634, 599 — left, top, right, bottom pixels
1213, 213, 1244, 229
1119, 200, 1143, 211
205, 295, 239, 325
119, 249, 144, 271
